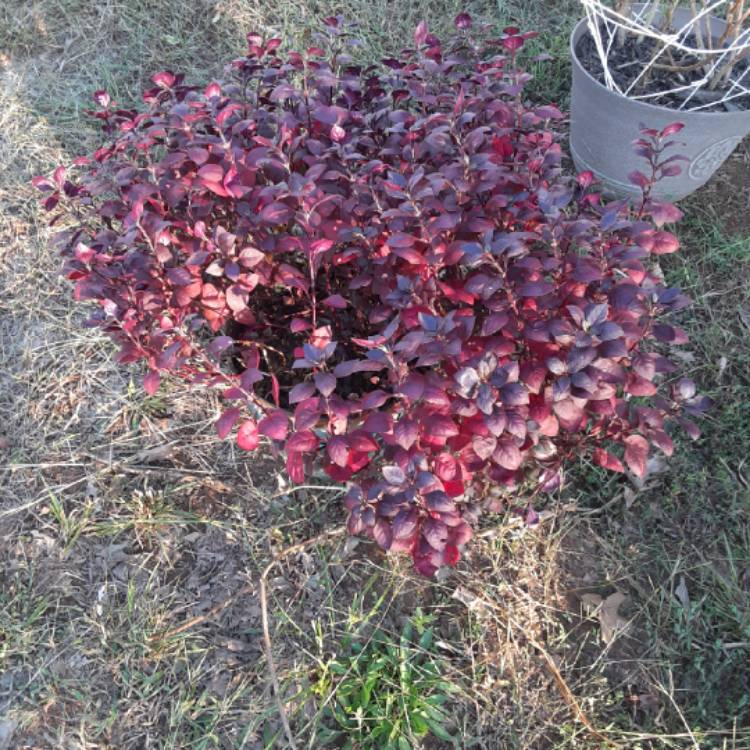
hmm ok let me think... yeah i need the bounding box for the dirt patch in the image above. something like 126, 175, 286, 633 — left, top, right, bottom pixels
557, 525, 657, 719
696, 137, 750, 237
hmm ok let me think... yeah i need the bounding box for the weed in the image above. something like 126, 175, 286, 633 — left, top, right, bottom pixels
314, 609, 457, 749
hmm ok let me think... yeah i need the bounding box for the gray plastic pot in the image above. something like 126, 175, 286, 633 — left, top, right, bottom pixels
570, 6, 750, 200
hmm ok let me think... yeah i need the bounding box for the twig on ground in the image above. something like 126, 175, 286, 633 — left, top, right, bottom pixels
0, 477, 90, 519
476, 502, 580, 539
148, 583, 256, 643
267, 484, 347, 500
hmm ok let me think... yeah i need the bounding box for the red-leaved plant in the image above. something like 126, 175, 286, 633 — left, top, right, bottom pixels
36, 15, 709, 576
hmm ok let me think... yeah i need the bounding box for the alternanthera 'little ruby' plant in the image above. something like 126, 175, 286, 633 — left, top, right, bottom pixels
36, 15, 709, 576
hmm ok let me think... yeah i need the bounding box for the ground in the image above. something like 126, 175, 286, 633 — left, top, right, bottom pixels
0, 1, 749, 748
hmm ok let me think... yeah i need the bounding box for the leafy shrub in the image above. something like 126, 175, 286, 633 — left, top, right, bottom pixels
36, 15, 708, 576
315, 609, 456, 748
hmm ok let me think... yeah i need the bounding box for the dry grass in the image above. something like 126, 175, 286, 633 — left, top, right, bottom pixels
1, 1, 749, 748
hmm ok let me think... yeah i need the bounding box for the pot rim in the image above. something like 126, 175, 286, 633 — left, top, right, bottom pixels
570, 12, 750, 120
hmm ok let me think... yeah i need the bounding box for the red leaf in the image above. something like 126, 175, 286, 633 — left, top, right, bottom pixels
286, 451, 305, 483
53, 166, 66, 188
444, 543, 460, 566
414, 20, 429, 46
660, 122, 684, 137
472, 435, 497, 460
480, 312, 509, 337
237, 419, 260, 450
239, 247, 265, 267
350, 432, 378, 453
152, 71, 175, 87
143, 370, 161, 396
553, 397, 586, 430
626, 374, 657, 397
198, 164, 223, 182
638, 229, 680, 255
647, 200, 683, 227
362, 412, 392, 433
651, 230, 680, 255
519, 280, 553, 297
226, 285, 248, 312
502, 35, 524, 52
93, 89, 110, 107
187, 147, 209, 165
423, 518, 448, 551
392, 246, 424, 265
286, 430, 318, 453
593, 448, 624, 473
623, 434, 649, 477
576, 170, 594, 188
493, 438, 522, 470
424, 415, 459, 438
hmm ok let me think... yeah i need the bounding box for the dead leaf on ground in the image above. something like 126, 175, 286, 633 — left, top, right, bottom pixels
671, 349, 696, 364
452, 585, 489, 614
624, 486, 638, 509
674, 575, 690, 612
134, 444, 175, 463
739, 306, 750, 335
580, 592, 603, 612
629, 691, 660, 716
600, 591, 628, 643
629, 454, 668, 490
581, 591, 629, 644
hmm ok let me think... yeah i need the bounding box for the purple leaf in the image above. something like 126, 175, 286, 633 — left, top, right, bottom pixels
216, 407, 241, 439
383, 464, 406, 485
394, 418, 419, 450
472, 435, 497, 460
258, 410, 289, 441
373, 518, 393, 550
423, 518, 448, 551
289, 382, 316, 404
393, 508, 419, 539
314, 371, 337, 397
327, 436, 349, 467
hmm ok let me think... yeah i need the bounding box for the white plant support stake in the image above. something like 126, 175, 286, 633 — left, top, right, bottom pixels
578, 0, 750, 111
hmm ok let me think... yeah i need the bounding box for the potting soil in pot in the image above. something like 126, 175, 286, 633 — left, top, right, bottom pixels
576, 30, 750, 113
